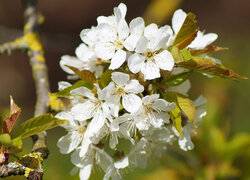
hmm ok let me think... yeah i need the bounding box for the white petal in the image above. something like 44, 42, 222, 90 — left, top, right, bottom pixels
144, 23, 158, 39
193, 95, 207, 107
75, 43, 94, 60
127, 53, 144, 73
178, 127, 194, 151
117, 3, 127, 18
88, 109, 105, 135
57, 132, 81, 154
102, 82, 116, 101
71, 149, 83, 167
59, 55, 83, 74
79, 164, 93, 180
148, 112, 162, 128
155, 112, 171, 124
153, 99, 175, 111
122, 94, 142, 113
108, 100, 120, 118
129, 17, 144, 36
172, 9, 187, 34
95, 42, 115, 60
111, 72, 129, 86
135, 36, 148, 53
142, 94, 159, 104
141, 61, 160, 80
123, 34, 140, 51
188, 31, 218, 49
154, 50, 174, 71
80, 28, 98, 46
125, 80, 144, 94
58, 81, 71, 91
71, 102, 96, 121
97, 16, 116, 26
135, 120, 150, 131
114, 156, 129, 169
109, 49, 126, 70
70, 87, 94, 99
97, 24, 117, 42
79, 136, 92, 157
117, 19, 129, 40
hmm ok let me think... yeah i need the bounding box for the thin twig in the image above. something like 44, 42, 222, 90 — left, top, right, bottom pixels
0, 0, 50, 179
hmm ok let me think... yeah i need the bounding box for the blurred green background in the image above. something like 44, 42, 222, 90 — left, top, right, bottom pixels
0, 0, 249, 179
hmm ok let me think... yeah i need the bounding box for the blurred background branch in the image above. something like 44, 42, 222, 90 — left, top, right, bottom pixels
0, 0, 50, 179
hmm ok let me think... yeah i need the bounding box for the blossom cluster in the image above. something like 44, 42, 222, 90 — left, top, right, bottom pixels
55, 3, 217, 180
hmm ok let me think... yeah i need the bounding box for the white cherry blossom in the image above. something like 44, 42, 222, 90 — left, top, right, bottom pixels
56, 111, 87, 154
134, 94, 175, 131
70, 85, 112, 136
59, 43, 103, 79
128, 25, 174, 79
94, 3, 129, 70
102, 72, 144, 117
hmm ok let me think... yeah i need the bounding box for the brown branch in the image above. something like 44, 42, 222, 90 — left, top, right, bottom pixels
0, 0, 50, 179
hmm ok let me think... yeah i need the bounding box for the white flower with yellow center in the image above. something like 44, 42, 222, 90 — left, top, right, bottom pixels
56, 111, 87, 154
134, 94, 175, 131
102, 72, 144, 117
128, 24, 174, 80
94, 3, 130, 70
70, 85, 112, 136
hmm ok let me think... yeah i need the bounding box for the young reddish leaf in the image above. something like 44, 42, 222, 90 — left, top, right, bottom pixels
178, 56, 247, 80
65, 65, 96, 84
173, 12, 198, 49
190, 45, 228, 56
2, 96, 21, 134
178, 30, 198, 50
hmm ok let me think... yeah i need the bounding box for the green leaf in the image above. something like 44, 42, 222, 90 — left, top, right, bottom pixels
189, 45, 228, 56
99, 69, 113, 89
171, 46, 184, 62
65, 65, 96, 84
175, 93, 196, 126
165, 71, 192, 86
172, 13, 198, 49
165, 92, 196, 127
178, 56, 247, 80
9, 136, 23, 153
0, 133, 12, 147
13, 113, 68, 139
163, 93, 182, 136
53, 80, 93, 97
170, 105, 183, 136
180, 49, 192, 61
2, 96, 21, 134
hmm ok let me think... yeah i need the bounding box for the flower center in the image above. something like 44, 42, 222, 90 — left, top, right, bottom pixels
114, 40, 124, 49
78, 126, 86, 134
145, 49, 156, 62
144, 103, 153, 114
116, 86, 125, 95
